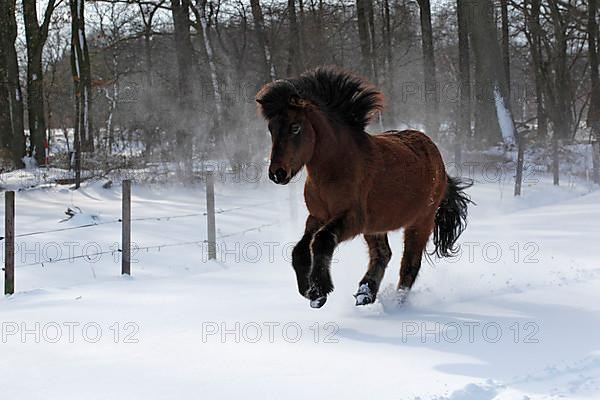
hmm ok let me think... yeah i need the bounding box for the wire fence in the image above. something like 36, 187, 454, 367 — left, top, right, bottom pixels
2, 173, 294, 293
1, 201, 279, 242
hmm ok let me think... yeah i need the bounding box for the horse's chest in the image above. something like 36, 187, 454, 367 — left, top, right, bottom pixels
304, 182, 356, 222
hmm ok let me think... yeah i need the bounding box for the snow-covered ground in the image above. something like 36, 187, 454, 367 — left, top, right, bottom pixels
1, 167, 599, 400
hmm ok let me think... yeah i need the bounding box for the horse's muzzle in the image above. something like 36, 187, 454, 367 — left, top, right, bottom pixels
269, 167, 291, 185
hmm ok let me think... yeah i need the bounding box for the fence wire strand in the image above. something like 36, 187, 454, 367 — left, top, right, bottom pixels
7, 197, 285, 270
1, 196, 290, 241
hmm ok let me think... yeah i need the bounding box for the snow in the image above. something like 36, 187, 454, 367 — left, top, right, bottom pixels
20, 155, 37, 170
0, 169, 599, 399
494, 87, 516, 146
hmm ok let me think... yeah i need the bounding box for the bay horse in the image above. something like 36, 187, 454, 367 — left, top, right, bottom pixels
256, 67, 472, 308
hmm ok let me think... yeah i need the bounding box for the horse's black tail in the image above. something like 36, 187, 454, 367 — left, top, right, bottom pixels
432, 176, 474, 258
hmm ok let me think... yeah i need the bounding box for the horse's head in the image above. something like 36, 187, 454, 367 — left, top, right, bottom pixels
256, 80, 316, 185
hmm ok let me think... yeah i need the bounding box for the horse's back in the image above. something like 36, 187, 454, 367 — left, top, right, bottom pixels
371, 129, 445, 177
362, 129, 447, 232
376, 129, 437, 153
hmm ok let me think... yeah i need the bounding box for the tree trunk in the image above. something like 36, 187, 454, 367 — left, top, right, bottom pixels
552, 131, 559, 186
524, 0, 547, 140
23, 0, 56, 165
356, 0, 373, 77
382, 0, 393, 126
546, 0, 573, 185
171, 0, 195, 177
139, 2, 163, 160
514, 131, 526, 196
383, 0, 392, 87
70, 0, 94, 160
588, 0, 600, 183
547, 0, 573, 141
0, 1, 11, 149
593, 142, 600, 185
6, 4, 25, 168
500, 0, 511, 95
197, 1, 223, 122
367, 0, 376, 83
287, 0, 300, 76
468, 0, 516, 146
250, 0, 276, 81
456, 0, 471, 164
298, 0, 305, 72
416, 0, 439, 138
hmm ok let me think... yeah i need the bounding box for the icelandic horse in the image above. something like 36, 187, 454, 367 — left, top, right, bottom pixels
256, 67, 472, 308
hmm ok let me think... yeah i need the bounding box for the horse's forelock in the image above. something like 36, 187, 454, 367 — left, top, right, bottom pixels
256, 80, 300, 120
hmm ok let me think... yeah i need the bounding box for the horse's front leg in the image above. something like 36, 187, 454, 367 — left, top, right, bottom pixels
307, 214, 356, 308
291, 215, 322, 297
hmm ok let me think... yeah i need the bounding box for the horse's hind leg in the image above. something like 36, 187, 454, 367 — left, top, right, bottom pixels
398, 216, 435, 291
355, 234, 392, 306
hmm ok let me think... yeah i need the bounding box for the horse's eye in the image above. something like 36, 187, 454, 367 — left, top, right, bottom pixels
291, 123, 302, 135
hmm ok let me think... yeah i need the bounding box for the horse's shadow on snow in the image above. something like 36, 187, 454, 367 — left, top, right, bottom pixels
336, 297, 600, 396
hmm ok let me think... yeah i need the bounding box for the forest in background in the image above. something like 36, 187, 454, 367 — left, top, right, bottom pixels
0, 0, 599, 187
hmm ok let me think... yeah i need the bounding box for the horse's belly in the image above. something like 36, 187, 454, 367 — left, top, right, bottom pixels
363, 185, 434, 233
364, 211, 410, 233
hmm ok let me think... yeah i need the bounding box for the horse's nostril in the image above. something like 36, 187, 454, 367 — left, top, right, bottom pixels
274, 168, 287, 183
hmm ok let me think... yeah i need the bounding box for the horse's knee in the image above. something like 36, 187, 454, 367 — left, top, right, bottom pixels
311, 228, 338, 258
292, 239, 311, 269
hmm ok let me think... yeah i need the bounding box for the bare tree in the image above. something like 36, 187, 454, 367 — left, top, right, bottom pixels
70, 0, 94, 188
250, 0, 276, 81
382, 0, 393, 93
522, 0, 547, 140
456, 0, 471, 163
138, 0, 165, 159
356, 0, 374, 78
468, 0, 516, 146
191, 0, 223, 123
22, 0, 59, 165
416, 0, 439, 138
0, 0, 25, 167
287, 0, 301, 76
588, 0, 600, 183
500, 0, 511, 94
171, 0, 194, 171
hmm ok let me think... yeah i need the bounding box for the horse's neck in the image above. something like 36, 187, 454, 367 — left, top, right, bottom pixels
305, 111, 367, 183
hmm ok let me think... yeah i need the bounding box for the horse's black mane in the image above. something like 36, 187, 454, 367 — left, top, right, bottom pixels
256, 66, 384, 132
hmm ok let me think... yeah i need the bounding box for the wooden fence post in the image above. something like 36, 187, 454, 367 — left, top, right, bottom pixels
514, 132, 526, 196
4, 191, 14, 295
122, 180, 131, 275
593, 141, 600, 185
206, 172, 217, 260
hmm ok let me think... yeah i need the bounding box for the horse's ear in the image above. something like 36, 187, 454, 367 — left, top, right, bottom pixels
289, 95, 309, 108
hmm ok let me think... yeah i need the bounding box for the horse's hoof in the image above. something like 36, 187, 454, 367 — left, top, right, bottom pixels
310, 296, 327, 308
306, 285, 327, 308
354, 283, 375, 306
397, 287, 411, 304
